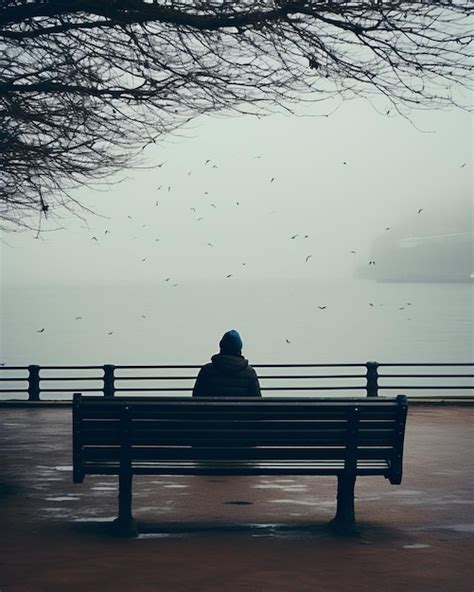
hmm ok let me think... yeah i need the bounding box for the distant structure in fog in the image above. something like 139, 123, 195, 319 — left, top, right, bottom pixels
358, 232, 473, 283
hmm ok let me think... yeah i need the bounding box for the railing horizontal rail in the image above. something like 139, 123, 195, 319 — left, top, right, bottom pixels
378, 363, 473, 367
0, 361, 472, 401
113, 374, 367, 381
379, 374, 474, 378
0, 389, 29, 393
380, 386, 474, 390
0, 377, 28, 382
114, 363, 366, 369
113, 386, 368, 392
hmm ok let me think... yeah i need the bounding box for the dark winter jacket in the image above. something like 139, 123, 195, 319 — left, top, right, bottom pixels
192, 353, 261, 397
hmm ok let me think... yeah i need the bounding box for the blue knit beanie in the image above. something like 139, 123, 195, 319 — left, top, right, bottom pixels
219, 330, 243, 355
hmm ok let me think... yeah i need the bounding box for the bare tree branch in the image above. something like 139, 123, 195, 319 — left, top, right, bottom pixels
0, 0, 472, 229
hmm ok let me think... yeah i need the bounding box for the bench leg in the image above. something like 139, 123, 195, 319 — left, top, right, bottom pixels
112, 472, 138, 537
329, 474, 359, 536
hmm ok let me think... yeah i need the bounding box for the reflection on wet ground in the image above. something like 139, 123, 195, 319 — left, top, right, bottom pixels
0, 406, 473, 591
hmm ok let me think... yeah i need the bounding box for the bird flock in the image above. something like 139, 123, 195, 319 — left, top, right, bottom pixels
31, 155, 468, 341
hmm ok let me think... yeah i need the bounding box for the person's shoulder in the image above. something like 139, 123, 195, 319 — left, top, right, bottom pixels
200, 362, 214, 373
246, 364, 258, 376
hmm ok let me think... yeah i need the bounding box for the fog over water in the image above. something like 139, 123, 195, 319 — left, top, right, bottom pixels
0, 99, 472, 385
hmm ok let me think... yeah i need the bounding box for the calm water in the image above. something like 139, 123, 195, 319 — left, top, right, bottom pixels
1, 279, 472, 399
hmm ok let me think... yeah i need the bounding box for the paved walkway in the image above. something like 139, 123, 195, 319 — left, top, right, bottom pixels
0, 406, 473, 591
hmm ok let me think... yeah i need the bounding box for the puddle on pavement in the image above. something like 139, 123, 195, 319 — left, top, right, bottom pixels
163, 484, 189, 489
54, 466, 73, 472
443, 524, 474, 533
137, 533, 186, 540
253, 484, 307, 491
135, 506, 172, 513
431, 500, 474, 506
72, 516, 116, 522
45, 496, 81, 501
270, 499, 334, 507
390, 490, 424, 496
91, 487, 116, 492
403, 544, 432, 549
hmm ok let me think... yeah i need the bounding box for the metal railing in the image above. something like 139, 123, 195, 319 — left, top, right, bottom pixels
0, 362, 473, 401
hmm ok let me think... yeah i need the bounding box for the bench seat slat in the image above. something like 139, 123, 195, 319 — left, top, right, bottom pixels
82, 445, 394, 461
79, 429, 396, 447
78, 410, 398, 422
81, 459, 391, 476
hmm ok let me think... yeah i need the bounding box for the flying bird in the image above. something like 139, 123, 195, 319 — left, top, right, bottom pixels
188, 171, 192, 176
108, 331, 114, 335
92, 236, 98, 241
210, 204, 216, 208
157, 162, 166, 168
75, 316, 82, 320
141, 258, 147, 262
285, 339, 291, 344
350, 250, 356, 254
304, 235, 309, 239
168, 186, 171, 192
460, 163, 466, 168
226, 274, 233, 278
155, 201, 159, 206
385, 227, 390, 231
417, 208, 423, 214
270, 177, 275, 183
165, 278, 171, 282
37, 328, 45, 333
197, 217, 204, 221
141, 315, 146, 318
369, 303, 374, 307
368, 260, 376, 265
399, 307, 405, 310
318, 306, 327, 310
343, 161, 348, 165
236, 202, 240, 206
190, 208, 196, 213
207, 243, 213, 247
212, 165, 218, 169
291, 234, 298, 240
305, 255, 312, 263
104, 230, 110, 234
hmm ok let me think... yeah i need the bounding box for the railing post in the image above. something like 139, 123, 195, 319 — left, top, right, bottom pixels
366, 361, 379, 398
103, 364, 116, 398
28, 364, 41, 401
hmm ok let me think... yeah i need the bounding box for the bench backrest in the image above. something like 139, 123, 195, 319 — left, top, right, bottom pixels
73, 395, 408, 484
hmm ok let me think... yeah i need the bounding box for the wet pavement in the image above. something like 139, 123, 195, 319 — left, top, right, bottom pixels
0, 406, 473, 591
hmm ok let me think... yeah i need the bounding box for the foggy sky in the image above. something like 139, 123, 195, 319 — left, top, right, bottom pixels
1, 98, 472, 287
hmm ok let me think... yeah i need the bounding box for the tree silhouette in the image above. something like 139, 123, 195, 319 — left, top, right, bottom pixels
0, 0, 472, 228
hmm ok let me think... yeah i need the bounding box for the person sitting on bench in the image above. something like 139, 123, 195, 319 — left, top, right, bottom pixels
192, 330, 261, 397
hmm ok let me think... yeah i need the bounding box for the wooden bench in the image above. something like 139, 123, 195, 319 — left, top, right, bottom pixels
72, 394, 408, 536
